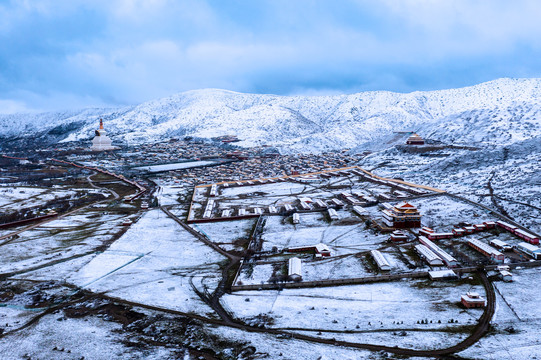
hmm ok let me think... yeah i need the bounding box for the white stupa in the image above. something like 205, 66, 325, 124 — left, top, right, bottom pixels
91, 118, 118, 151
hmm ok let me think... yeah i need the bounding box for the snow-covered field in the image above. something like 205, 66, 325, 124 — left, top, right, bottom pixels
0, 186, 48, 207
70, 209, 227, 316
492, 268, 541, 321
194, 218, 256, 251
458, 268, 541, 359
294, 255, 371, 281
0, 211, 125, 276
207, 325, 377, 360
0, 312, 176, 360
0, 186, 78, 211
261, 212, 386, 256
154, 184, 186, 206
223, 279, 484, 350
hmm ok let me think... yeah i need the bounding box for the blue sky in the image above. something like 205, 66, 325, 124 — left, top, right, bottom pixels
1, 0, 541, 113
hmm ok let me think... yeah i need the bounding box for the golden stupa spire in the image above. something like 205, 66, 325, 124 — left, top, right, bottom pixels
99, 118, 104, 130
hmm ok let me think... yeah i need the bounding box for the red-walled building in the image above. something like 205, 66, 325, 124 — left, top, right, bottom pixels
382, 202, 422, 228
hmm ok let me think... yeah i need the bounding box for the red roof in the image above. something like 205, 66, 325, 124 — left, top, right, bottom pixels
396, 202, 417, 209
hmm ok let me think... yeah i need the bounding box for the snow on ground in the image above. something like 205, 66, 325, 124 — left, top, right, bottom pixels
0, 186, 48, 207
413, 195, 495, 229
0, 313, 175, 360
208, 177, 404, 211
0, 186, 82, 212
219, 181, 319, 199
294, 329, 468, 351
69, 209, 227, 316
235, 255, 377, 286
301, 255, 371, 281
11, 253, 98, 282
194, 218, 256, 251
0, 211, 125, 275
360, 194, 496, 231
166, 204, 190, 220
223, 279, 484, 345
383, 249, 415, 273
0, 306, 43, 333
360, 142, 541, 235
204, 180, 344, 213
191, 171, 442, 222
207, 324, 376, 360
459, 323, 541, 360
499, 199, 541, 235
0, 225, 28, 238
2, 78, 540, 357
154, 184, 186, 206
492, 268, 541, 321
73, 252, 142, 287
261, 213, 387, 256
458, 268, 541, 359
37, 214, 95, 228
236, 263, 275, 285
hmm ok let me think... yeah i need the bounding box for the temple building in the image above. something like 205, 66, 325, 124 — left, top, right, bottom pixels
461, 292, 486, 308
91, 119, 118, 151
406, 133, 425, 145
381, 202, 422, 228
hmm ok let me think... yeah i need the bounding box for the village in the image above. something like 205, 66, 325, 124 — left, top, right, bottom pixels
0, 122, 540, 358
187, 164, 539, 289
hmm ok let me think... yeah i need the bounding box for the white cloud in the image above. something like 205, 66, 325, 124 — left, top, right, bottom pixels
0, 90, 113, 114
2, 0, 541, 110
0, 99, 32, 114
379, 0, 541, 53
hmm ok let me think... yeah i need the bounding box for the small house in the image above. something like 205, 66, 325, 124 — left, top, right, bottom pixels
461, 292, 486, 308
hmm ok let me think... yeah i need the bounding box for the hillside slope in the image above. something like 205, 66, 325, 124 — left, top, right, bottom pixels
1, 78, 540, 152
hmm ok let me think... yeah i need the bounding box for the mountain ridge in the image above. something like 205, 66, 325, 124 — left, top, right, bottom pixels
1, 77, 540, 152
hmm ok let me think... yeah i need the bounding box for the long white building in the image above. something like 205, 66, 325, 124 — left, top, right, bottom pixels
370, 250, 391, 271
418, 236, 458, 267
288, 257, 302, 281
415, 244, 444, 266
467, 238, 505, 264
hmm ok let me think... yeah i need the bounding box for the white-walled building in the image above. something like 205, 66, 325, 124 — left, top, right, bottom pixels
91, 119, 119, 151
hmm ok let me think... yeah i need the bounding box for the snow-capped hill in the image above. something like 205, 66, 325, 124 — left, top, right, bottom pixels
0, 108, 119, 138
2, 78, 541, 152
420, 101, 541, 146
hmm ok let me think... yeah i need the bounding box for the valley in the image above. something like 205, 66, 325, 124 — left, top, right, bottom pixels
0, 79, 540, 359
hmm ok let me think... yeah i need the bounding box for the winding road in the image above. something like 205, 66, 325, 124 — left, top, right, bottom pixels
0, 167, 502, 357
160, 204, 497, 357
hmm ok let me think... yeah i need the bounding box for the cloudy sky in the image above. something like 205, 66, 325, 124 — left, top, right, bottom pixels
1, 0, 541, 113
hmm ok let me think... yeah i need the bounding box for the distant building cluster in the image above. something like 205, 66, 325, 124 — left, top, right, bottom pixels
187, 166, 438, 223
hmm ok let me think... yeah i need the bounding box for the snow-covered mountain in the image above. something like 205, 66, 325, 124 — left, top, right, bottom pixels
1, 78, 539, 232
1, 78, 540, 152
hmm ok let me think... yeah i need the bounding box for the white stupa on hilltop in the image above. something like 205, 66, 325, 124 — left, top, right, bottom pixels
91, 119, 119, 151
